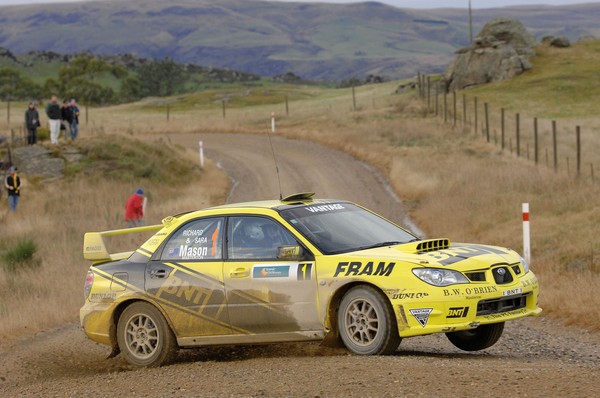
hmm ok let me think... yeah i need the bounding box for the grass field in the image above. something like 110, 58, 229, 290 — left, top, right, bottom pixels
0, 41, 598, 338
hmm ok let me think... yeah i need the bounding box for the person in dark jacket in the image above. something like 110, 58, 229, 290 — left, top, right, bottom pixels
45, 95, 61, 144
69, 98, 80, 140
4, 166, 21, 212
24, 102, 41, 145
60, 100, 73, 141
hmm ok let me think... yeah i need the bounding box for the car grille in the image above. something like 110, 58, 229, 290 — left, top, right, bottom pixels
476, 293, 530, 316
416, 239, 450, 253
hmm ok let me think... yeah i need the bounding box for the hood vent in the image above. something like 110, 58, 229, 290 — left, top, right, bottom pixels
416, 239, 450, 253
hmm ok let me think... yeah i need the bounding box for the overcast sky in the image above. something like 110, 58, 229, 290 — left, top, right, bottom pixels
0, 0, 590, 9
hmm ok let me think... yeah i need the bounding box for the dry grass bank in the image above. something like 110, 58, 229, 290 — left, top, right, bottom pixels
0, 139, 228, 339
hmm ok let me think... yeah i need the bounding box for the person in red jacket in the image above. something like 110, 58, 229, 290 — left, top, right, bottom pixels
124, 188, 144, 227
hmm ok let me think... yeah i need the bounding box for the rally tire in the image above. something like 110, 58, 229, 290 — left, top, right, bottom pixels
337, 285, 401, 355
446, 322, 505, 351
117, 302, 177, 367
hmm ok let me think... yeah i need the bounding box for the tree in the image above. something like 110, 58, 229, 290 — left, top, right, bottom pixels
136, 58, 186, 97
57, 56, 126, 105
0, 67, 42, 100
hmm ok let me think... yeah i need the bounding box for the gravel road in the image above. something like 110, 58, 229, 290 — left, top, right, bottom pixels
1, 133, 598, 397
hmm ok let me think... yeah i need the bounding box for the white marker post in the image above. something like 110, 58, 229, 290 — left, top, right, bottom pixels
522, 203, 531, 264
199, 141, 204, 169
271, 112, 275, 133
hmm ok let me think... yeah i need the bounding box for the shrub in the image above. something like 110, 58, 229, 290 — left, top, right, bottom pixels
37, 127, 50, 142
1, 238, 40, 272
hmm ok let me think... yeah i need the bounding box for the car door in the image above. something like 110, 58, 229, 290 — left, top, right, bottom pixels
223, 216, 321, 336
145, 217, 236, 338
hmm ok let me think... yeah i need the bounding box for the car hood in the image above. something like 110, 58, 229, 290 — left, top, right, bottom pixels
346, 240, 520, 272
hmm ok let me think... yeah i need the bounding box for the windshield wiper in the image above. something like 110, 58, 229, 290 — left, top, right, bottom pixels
358, 241, 404, 251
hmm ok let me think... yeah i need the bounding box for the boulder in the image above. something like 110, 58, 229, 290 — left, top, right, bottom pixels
549, 36, 571, 48
12, 145, 66, 180
444, 18, 535, 91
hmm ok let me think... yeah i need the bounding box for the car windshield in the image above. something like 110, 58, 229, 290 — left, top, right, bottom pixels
280, 202, 417, 254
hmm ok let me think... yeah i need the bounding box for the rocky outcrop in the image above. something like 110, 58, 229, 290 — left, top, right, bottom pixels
11, 146, 68, 180
542, 35, 571, 48
444, 18, 535, 91
271, 72, 304, 83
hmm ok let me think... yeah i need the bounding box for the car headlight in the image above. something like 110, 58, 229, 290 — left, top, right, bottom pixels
412, 268, 469, 286
520, 256, 530, 273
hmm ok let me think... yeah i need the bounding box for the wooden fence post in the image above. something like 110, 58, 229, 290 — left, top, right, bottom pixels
352, 85, 357, 111
501, 108, 505, 150
443, 91, 447, 123
473, 97, 478, 135
435, 88, 439, 116
516, 113, 520, 157
484, 102, 490, 142
576, 126, 581, 176
552, 120, 558, 171
462, 94, 467, 127
534, 117, 538, 164
166, 104, 170, 121
453, 91, 457, 127
427, 76, 431, 110
222, 100, 226, 119
417, 72, 422, 99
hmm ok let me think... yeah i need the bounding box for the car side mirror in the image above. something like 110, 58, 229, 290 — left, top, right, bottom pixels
277, 245, 304, 261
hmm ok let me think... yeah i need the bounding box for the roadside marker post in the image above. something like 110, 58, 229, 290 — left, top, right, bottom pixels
271, 112, 276, 133
522, 203, 531, 264
199, 141, 204, 169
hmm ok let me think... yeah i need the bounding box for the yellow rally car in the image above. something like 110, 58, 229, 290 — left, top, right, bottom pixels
81, 193, 541, 367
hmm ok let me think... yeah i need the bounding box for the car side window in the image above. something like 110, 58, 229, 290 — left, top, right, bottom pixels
227, 217, 297, 260
161, 217, 223, 261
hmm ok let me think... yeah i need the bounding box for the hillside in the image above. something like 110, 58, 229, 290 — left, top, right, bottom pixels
0, 0, 598, 80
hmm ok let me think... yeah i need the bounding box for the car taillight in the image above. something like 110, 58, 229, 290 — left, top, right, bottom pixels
84, 271, 94, 300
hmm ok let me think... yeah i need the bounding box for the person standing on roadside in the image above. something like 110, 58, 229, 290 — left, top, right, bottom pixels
24, 102, 41, 145
45, 95, 61, 144
60, 100, 73, 141
124, 188, 145, 227
4, 166, 21, 212
69, 98, 80, 140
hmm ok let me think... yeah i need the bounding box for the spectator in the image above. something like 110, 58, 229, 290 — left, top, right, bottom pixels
4, 166, 21, 212
124, 188, 145, 227
69, 98, 80, 140
24, 102, 41, 145
60, 100, 73, 141
45, 95, 61, 144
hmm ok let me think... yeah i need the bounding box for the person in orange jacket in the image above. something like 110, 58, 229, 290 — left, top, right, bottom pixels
124, 188, 144, 227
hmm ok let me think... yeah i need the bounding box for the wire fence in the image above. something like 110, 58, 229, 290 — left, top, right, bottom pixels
416, 72, 597, 183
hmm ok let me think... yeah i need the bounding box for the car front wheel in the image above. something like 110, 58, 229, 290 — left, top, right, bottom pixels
117, 302, 177, 367
446, 322, 504, 351
337, 285, 401, 355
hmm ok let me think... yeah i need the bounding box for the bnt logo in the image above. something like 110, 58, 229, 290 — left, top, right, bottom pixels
446, 307, 469, 318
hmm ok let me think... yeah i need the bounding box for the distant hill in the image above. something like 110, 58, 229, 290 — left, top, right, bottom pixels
0, 0, 598, 80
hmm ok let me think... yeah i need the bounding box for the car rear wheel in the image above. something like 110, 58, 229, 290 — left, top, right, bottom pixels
446, 322, 504, 351
338, 285, 401, 355
117, 302, 177, 367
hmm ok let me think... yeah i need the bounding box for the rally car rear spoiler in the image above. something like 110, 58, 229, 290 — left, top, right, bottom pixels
83, 224, 163, 262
